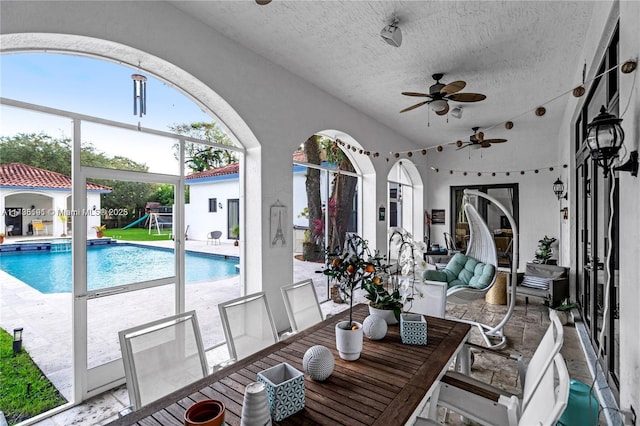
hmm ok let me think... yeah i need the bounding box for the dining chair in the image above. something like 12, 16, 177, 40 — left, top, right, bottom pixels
118, 310, 208, 411
281, 279, 324, 333
218, 292, 279, 362
423, 310, 565, 425
415, 353, 570, 426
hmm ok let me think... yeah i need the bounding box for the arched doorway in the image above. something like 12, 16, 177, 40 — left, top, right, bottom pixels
292, 132, 373, 302
1, 34, 255, 418
387, 160, 424, 240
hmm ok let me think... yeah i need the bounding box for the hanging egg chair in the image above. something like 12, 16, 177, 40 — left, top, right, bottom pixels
424, 189, 519, 349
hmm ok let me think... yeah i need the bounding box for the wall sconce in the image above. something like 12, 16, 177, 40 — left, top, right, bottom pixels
553, 178, 568, 200
13, 327, 23, 355
586, 105, 638, 177
561, 207, 569, 220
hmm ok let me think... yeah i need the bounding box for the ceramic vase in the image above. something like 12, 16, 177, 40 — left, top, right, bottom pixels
240, 382, 272, 426
335, 320, 363, 361
183, 399, 225, 426
368, 305, 398, 325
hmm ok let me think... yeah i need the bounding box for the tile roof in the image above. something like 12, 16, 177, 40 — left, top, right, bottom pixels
186, 163, 239, 180
185, 151, 308, 180
0, 163, 111, 191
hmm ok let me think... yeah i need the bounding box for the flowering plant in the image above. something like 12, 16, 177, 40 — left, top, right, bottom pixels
388, 228, 428, 308
323, 234, 389, 328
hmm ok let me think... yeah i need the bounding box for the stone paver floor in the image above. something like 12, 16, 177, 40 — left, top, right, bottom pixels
0, 240, 602, 425
38, 296, 603, 426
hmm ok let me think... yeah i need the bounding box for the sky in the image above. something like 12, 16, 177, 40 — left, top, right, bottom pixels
0, 53, 214, 173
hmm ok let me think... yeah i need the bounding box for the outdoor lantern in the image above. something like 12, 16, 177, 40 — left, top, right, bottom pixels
13, 327, 23, 355
586, 106, 625, 177
553, 178, 567, 200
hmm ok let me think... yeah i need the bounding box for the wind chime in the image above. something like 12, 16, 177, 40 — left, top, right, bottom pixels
131, 73, 147, 117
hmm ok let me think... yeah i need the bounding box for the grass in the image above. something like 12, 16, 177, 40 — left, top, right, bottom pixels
0, 329, 66, 425
103, 227, 173, 241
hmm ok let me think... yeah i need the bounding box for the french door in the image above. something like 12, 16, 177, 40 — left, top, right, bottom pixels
574, 25, 620, 399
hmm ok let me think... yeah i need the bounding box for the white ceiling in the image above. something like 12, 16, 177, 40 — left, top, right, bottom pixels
169, 1, 596, 153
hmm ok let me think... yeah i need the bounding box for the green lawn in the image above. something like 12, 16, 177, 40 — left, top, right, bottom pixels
103, 227, 173, 241
0, 329, 66, 425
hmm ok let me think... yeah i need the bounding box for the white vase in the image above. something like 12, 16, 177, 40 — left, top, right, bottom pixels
335, 320, 363, 361
368, 305, 398, 325
240, 382, 272, 426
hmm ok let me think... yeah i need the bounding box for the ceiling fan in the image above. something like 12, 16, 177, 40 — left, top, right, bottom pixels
456, 127, 508, 149
400, 73, 486, 115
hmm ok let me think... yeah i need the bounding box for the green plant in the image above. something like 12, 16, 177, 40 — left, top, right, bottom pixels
231, 224, 240, 239
323, 234, 388, 328
546, 298, 578, 311
534, 235, 556, 264
361, 275, 402, 320
93, 224, 106, 232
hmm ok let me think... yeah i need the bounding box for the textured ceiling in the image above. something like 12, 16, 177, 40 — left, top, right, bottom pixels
169, 1, 596, 153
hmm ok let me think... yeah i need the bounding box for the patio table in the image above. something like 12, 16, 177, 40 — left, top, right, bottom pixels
108, 303, 470, 426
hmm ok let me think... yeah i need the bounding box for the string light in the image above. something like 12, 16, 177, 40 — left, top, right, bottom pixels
331, 59, 635, 161
426, 165, 567, 175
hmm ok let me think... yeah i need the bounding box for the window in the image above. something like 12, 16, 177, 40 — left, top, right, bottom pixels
208, 198, 217, 213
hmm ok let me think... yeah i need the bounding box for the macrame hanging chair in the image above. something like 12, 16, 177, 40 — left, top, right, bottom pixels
448, 189, 519, 349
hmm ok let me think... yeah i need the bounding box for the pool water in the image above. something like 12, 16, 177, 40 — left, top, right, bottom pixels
0, 244, 239, 293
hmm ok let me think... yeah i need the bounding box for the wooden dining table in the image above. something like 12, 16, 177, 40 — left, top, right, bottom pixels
108, 303, 471, 426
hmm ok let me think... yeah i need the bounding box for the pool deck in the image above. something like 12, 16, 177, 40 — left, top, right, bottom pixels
0, 235, 329, 425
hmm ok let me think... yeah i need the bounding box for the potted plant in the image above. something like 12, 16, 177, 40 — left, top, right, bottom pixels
547, 298, 577, 325
0, 232, 4, 244
323, 234, 385, 360
58, 212, 68, 237
93, 224, 106, 238
388, 228, 428, 312
231, 224, 240, 246
534, 235, 557, 264
361, 270, 401, 325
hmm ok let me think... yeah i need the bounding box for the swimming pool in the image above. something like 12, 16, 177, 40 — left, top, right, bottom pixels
0, 243, 239, 293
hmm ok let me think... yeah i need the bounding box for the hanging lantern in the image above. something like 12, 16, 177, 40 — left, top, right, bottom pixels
131, 74, 147, 117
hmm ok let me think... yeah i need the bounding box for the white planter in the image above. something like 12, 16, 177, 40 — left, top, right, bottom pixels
335, 320, 363, 361
368, 305, 398, 325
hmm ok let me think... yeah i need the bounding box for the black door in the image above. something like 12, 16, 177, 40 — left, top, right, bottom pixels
4, 207, 23, 236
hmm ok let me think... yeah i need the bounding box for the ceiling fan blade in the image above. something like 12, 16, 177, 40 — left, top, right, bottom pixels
456, 143, 470, 151
435, 103, 450, 116
484, 138, 508, 144
481, 141, 492, 148
402, 91, 431, 97
447, 93, 487, 102
400, 100, 430, 113
441, 80, 466, 95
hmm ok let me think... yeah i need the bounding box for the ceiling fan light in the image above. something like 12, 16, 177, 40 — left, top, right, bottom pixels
380, 19, 402, 47
430, 99, 448, 112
